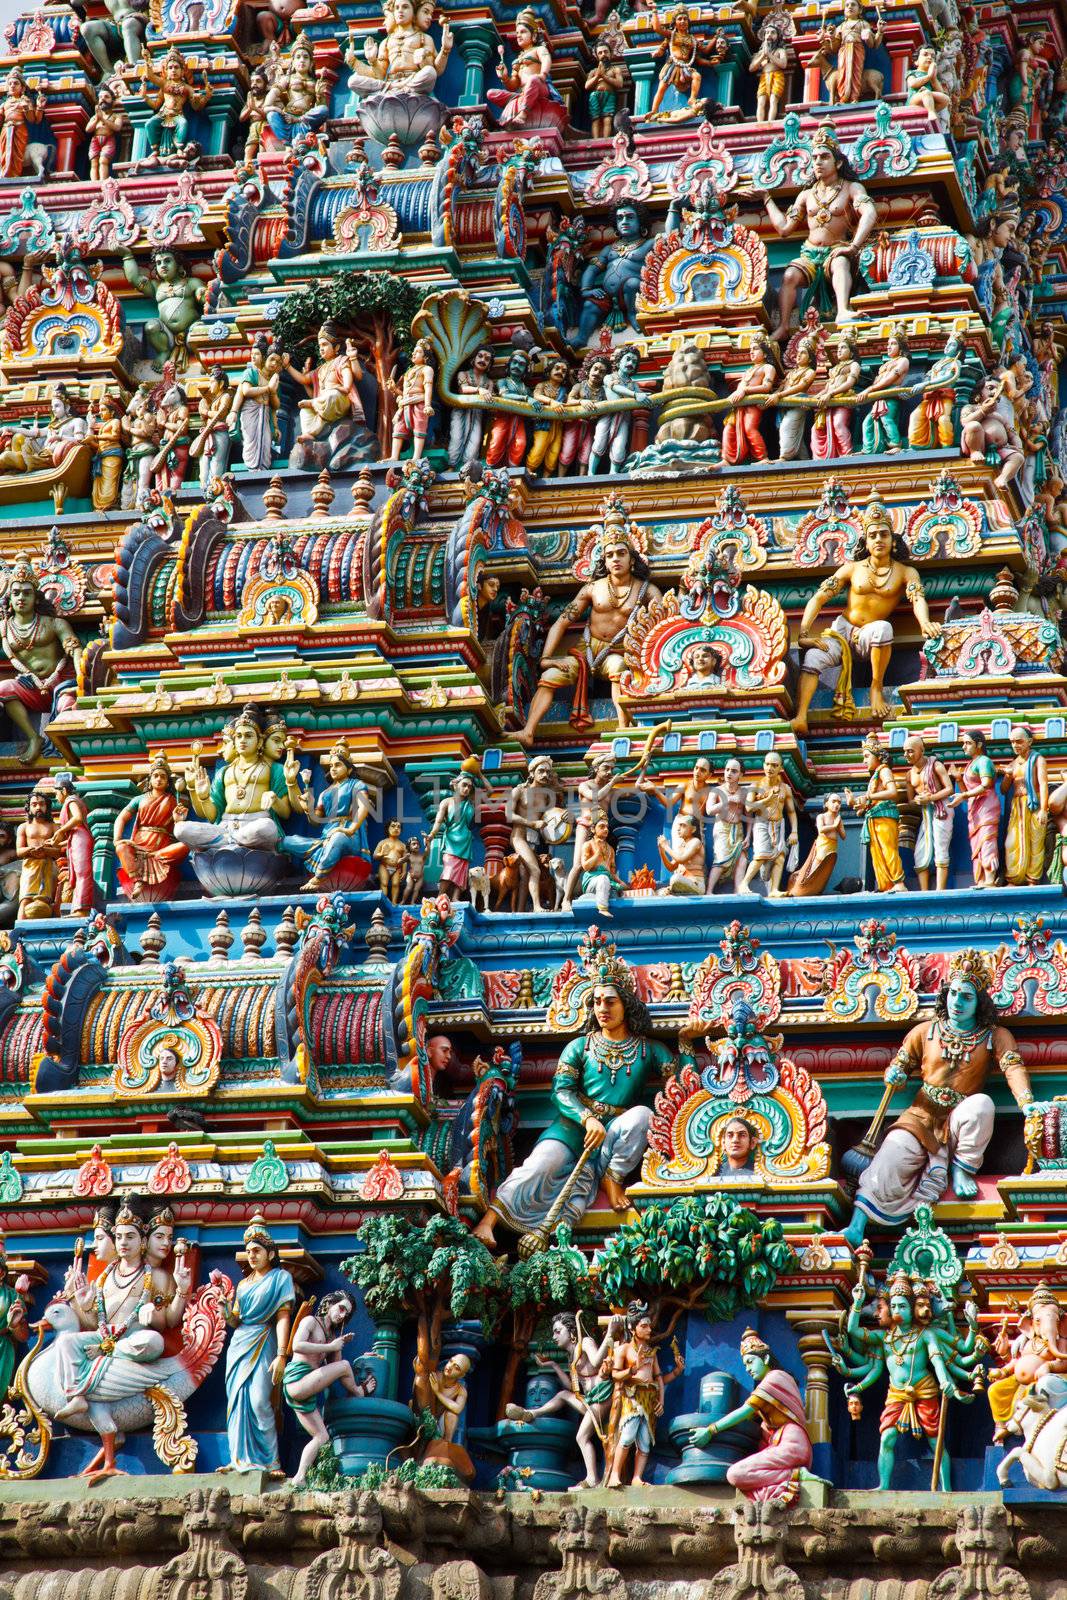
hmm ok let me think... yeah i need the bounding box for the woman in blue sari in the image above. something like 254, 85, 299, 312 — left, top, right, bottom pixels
281, 739, 376, 892
223, 1214, 295, 1471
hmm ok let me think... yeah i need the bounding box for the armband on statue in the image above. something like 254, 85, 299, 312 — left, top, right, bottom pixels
905, 578, 926, 603
816, 570, 849, 602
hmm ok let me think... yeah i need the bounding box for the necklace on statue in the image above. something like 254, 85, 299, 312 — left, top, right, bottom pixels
939, 1020, 985, 1073
593, 1030, 641, 1085
813, 180, 844, 225
865, 560, 895, 593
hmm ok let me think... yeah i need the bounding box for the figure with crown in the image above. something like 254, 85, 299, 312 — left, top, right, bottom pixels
0, 555, 81, 764
473, 929, 673, 1246
219, 1213, 295, 1472
281, 739, 379, 893
791, 496, 940, 737
516, 499, 661, 744
135, 47, 212, 163
987, 1283, 1067, 1445
689, 1328, 813, 1503
841, 1268, 980, 1490
113, 754, 189, 901
763, 123, 878, 342
844, 951, 1032, 1249
50, 1199, 193, 1480
175, 705, 299, 889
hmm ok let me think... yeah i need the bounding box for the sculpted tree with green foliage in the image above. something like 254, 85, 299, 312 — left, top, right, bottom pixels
497, 1225, 594, 1420
342, 1213, 504, 1415
594, 1194, 796, 1337
271, 270, 422, 452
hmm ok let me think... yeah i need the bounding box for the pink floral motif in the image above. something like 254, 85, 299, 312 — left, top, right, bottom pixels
73, 1143, 113, 1197
149, 1141, 193, 1194
360, 1149, 404, 1202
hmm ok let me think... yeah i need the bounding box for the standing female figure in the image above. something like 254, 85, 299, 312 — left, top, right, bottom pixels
220, 1214, 295, 1472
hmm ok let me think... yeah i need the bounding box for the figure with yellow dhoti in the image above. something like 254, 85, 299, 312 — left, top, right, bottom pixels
987, 1285, 1067, 1444
845, 734, 904, 892
750, 23, 791, 121
604, 1301, 682, 1488
844, 951, 1032, 1249
1002, 724, 1048, 886
791, 495, 941, 737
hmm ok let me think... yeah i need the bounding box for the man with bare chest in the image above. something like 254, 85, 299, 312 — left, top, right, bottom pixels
792, 496, 940, 735
518, 511, 660, 743
705, 758, 750, 893
0, 561, 81, 763
763, 124, 877, 341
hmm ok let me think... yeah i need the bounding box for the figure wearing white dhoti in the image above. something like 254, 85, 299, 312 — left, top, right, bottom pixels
914, 804, 954, 871
175, 814, 282, 853
854, 1092, 994, 1224
491, 1104, 653, 1234
801, 615, 894, 683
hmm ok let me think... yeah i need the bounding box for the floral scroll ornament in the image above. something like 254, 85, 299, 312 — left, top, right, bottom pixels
328, 148, 401, 253
584, 129, 652, 205
360, 1149, 404, 1202
0, 1152, 22, 1203
246, 1139, 288, 1195
753, 110, 814, 189
849, 101, 918, 180
791, 477, 862, 567
691, 485, 771, 573
668, 121, 737, 200
685, 921, 782, 1032
991, 914, 1067, 1017
822, 919, 919, 1024
904, 472, 983, 560
887, 1203, 963, 1296
643, 999, 830, 1188
0, 189, 55, 257
149, 1142, 193, 1195
73, 1143, 113, 1197
114, 963, 223, 1099
620, 547, 787, 700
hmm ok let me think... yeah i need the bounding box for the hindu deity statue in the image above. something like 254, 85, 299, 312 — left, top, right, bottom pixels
814, 0, 885, 104
473, 929, 673, 1246
263, 37, 331, 147
175, 704, 299, 889
221, 1214, 295, 1472
0, 556, 81, 763
844, 951, 1031, 1246
122, 249, 206, 369
0, 385, 87, 484
16, 787, 63, 919
113, 754, 189, 900
50, 1200, 193, 1480
0, 69, 47, 179
516, 501, 661, 742
487, 8, 564, 131
284, 322, 378, 471
839, 1270, 985, 1491
577, 201, 667, 345
134, 48, 212, 163
791, 495, 940, 736
763, 123, 878, 341
347, 0, 453, 145
281, 740, 379, 892
690, 1329, 813, 1502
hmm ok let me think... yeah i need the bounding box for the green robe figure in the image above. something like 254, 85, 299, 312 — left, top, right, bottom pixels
474, 931, 672, 1245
